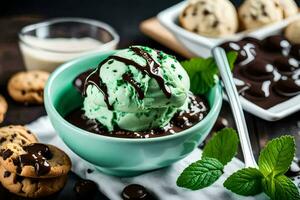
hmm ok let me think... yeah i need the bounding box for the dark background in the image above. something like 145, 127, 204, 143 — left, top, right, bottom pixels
1, 0, 300, 47
1, 0, 291, 47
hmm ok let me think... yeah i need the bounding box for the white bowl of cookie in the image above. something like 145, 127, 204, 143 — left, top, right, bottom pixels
157, 0, 300, 57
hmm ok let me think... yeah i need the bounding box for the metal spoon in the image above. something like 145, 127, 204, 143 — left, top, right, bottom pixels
212, 47, 257, 168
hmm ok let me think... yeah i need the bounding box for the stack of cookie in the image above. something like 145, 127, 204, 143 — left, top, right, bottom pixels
0, 125, 72, 198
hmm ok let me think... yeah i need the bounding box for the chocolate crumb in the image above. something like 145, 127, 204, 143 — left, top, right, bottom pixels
87, 169, 94, 174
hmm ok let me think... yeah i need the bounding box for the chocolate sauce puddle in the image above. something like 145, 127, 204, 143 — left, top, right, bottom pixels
65, 94, 209, 139
220, 35, 300, 109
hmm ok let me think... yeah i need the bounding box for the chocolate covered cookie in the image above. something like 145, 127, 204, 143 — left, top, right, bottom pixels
0, 165, 67, 198
7, 70, 49, 104
0, 125, 38, 146
0, 143, 71, 178
0, 95, 8, 123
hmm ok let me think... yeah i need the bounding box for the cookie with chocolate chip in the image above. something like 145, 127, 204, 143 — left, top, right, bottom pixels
238, 0, 283, 30
179, 0, 238, 37
0, 125, 38, 146
0, 164, 67, 198
7, 70, 49, 104
0, 143, 71, 178
0, 95, 8, 123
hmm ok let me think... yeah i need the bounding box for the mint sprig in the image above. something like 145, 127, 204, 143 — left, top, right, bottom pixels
202, 128, 239, 166
176, 127, 300, 200
177, 157, 223, 190
258, 136, 295, 177
177, 128, 239, 190
224, 167, 263, 196
262, 175, 300, 200
180, 52, 237, 95
225, 135, 299, 200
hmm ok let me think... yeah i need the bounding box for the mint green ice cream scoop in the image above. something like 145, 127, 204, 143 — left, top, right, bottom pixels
83, 46, 190, 131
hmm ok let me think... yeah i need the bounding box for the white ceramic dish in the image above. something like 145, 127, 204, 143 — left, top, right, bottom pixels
157, 1, 300, 57
158, 1, 300, 121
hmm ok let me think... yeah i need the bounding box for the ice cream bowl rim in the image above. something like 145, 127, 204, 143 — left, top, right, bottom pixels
44, 50, 223, 144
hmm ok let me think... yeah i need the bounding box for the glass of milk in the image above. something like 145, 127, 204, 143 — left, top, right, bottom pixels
19, 18, 120, 72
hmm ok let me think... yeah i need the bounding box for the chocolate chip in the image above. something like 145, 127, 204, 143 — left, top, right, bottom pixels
4, 171, 11, 178
21, 90, 26, 95
203, 9, 210, 16
14, 175, 24, 184
0, 138, 6, 144
74, 179, 98, 197
0, 149, 13, 160
193, 27, 198, 33
212, 20, 219, 28
121, 184, 149, 200
251, 14, 257, 20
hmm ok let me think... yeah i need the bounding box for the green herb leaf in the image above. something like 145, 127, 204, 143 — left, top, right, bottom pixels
258, 136, 295, 177
202, 128, 239, 166
180, 52, 237, 95
262, 175, 300, 200
224, 167, 263, 196
177, 157, 224, 190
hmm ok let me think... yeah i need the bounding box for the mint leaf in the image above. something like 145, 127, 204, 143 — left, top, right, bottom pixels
258, 136, 295, 177
177, 157, 223, 190
226, 51, 238, 71
224, 167, 263, 196
180, 52, 237, 95
202, 128, 239, 166
262, 175, 300, 200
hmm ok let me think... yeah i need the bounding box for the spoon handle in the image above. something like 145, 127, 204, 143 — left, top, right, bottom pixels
212, 47, 257, 168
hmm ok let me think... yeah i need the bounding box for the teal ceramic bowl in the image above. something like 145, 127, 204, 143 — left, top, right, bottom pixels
44, 50, 223, 177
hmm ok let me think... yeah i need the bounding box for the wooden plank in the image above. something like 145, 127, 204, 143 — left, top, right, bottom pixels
140, 17, 194, 58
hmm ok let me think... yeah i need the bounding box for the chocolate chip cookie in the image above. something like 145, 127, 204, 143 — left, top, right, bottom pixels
0, 125, 38, 146
0, 95, 8, 123
0, 143, 71, 178
0, 165, 67, 198
7, 70, 50, 104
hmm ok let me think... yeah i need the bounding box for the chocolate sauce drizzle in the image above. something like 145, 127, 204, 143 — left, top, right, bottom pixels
122, 73, 144, 99
15, 143, 53, 176
130, 46, 171, 98
82, 46, 172, 109
83, 58, 112, 110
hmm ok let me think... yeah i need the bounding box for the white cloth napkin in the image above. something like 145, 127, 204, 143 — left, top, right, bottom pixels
27, 116, 266, 200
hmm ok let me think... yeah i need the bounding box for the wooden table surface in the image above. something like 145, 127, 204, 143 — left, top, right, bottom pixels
0, 16, 300, 200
